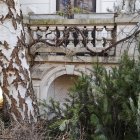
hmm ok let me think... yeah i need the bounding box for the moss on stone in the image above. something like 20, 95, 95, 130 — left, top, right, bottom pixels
29, 19, 115, 25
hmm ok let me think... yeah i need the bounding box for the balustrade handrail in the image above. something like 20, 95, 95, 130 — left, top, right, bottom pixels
29, 13, 115, 20
29, 13, 115, 16
26, 24, 116, 57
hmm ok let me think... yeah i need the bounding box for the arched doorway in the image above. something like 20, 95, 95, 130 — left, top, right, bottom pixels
39, 65, 92, 103
47, 74, 78, 104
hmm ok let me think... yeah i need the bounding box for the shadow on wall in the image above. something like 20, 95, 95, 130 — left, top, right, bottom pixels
47, 74, 78, 104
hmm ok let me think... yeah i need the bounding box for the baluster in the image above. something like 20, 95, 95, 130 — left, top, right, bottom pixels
49, 26, 56, 41
58, 26, 65, 39
83, 26, 88, 38
87, 27, 93, 40
56, 26, 65, 48
96, 26, 104, 39
46, 26, 51, 40
87, 26, 93, 48
36, 27, 43, 39
105, 26, 114, 55
67, 31, 74, 49
78, 26, 83, 41
30, 26, 38, 39
78, 33, 83, 41
76, 26, 83, 48
105, 26, 114, 40
96, 26, 104, 48
76, 40, 83, 48
46, 26, 56, 43
69, 31, 73, 40
39, 27, 47, 39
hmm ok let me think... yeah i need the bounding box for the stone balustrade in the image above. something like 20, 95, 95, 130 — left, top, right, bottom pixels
27, 24, 116, 56
24, 13, 139, 61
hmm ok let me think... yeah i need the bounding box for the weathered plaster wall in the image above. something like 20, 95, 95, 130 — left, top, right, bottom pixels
20, 0, 56, 15
20, 0, 117, 14
96, 0, 117, 13
20, 0, 140, 15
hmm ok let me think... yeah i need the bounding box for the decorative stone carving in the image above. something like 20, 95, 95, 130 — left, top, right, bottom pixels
28, 25, 115, 56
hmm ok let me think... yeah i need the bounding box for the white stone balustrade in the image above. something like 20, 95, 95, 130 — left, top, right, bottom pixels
28, 25, 115, 50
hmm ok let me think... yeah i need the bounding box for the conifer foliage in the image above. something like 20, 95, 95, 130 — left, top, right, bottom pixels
41, 51, 140, 140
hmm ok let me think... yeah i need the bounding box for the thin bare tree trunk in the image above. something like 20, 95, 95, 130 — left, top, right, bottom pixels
0, 0, 39, 123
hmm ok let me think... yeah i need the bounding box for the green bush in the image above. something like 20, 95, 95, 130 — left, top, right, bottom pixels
40, 53, 140, 140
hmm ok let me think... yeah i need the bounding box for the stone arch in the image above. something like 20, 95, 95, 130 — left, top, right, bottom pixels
47, 74, 79, 103
39, 65, 91, 100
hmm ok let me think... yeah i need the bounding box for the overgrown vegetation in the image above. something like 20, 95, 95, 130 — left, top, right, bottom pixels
1, 51, 140, 139
0, 121, 47, 140
0, 53, 139, 140
39, 51, 140, 140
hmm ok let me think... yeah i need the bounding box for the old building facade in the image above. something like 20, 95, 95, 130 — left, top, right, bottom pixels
20, 0, 118, 14
19, 0, 140, 105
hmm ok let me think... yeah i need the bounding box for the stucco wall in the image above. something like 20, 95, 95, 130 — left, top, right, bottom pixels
96, 0, 117, 13
20, 0, 56, 15
20, 0, 118, 15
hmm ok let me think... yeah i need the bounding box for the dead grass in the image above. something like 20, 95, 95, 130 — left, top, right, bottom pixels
0, 120, 48, 140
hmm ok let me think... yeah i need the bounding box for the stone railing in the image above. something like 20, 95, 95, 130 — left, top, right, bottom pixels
24, 13, 139, 62
25, 13, 116, 57
26, 25, 116, 56
29, 13, 115, 20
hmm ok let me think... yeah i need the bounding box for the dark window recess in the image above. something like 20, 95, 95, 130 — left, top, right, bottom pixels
92, 0, 96, 12
56, 0, 60, 11
58, 0, 96, 13
74, 0, 78, 7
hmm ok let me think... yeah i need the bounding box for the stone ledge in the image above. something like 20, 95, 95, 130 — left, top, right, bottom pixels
30, 55, 120, 64
115, 14, 140, 24
28, 19, 115, 25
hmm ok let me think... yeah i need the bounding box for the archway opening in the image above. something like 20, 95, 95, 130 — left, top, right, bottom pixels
47, 74, 78, 104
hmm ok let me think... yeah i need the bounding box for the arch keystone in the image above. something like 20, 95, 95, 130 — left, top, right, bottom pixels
65, 65, 75, 74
